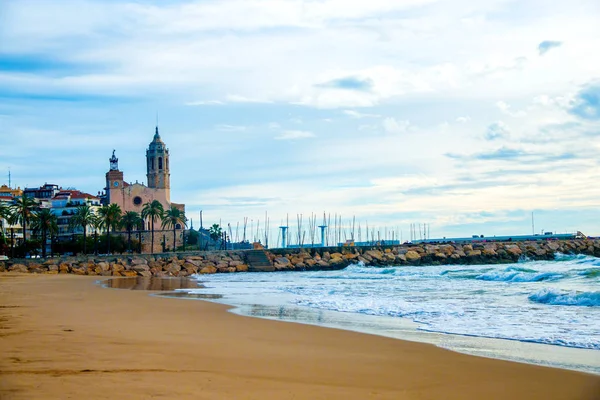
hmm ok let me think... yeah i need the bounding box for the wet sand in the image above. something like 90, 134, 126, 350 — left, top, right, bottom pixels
0, 274, 598, 400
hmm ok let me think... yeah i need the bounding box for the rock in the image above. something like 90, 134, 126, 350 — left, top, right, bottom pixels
9, 264, 28, 273
96, 262, 110, 272
396, 254, 407, 262
365, 250, 383, 261
505, 245, 522, 257
164, 262, 181, 274
59, 263, 71, 273
463, 244, 473, 252
138, 270, 152, 277
482, 248, 497, 256
467, 250, 482, 257
317, 260, 330, 268
199, 266, 217, 274
229, 260, 243, 267
344, 252, 359, 260
43, 259, 59, 266
131, 264, 150, 272
434, 252, 447, 259
405, 251, 421, 263
304, 259, 317, 267
131, 258, 148, 266
357, 256, 370, 265
535, 249, 547, 257
122, 270, 138, 277
274, 257, 290, 266
235, 264, 249, 272
112, 264, 125, 273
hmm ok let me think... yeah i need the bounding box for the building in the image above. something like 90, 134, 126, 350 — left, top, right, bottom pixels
102, 126, 186, 252
50, 189, 102, 237
23, 183, 60, 200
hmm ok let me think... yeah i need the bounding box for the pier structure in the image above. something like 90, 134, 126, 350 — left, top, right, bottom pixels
279, 226, 289, 248
318, 225, 327, 247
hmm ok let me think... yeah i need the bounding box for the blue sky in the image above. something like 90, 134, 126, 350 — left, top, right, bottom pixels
1, 0, 600, 241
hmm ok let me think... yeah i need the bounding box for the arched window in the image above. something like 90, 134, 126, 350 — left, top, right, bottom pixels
166, 158, 169, 170
158, 157, 163, 170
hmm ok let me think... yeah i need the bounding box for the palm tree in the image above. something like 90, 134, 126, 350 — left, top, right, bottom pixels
90, 213, 103, 256
141, 200, 164, 254
121, 211, 141, 253
32, 208, 57, 258
98, 203, 122, 254
0, 202, 10, 250
70, 204, 95, 254
11, 196, 38, 243
161, 206, 187, 252
6, 211, 18, 258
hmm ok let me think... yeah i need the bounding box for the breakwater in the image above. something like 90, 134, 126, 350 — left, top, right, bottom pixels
1, 239, 599, 276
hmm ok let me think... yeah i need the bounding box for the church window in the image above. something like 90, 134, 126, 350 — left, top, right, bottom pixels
133, 196, 142, 206
158, 157, 163, 170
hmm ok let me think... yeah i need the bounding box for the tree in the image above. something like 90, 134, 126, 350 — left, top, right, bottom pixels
98, 203, 122, 254
121, 211, 142, 253
208, 223, 223, 242
141, 200, 164, 254
31, 208, 57, 258
161, 206, 187, 252
70, 204, 95, 255
89, 213, 103, 255
11, 196, 38, 243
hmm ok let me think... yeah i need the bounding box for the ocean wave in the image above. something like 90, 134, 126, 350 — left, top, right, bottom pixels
577, 268, 600, 278
528, 288, 600, 307
476, 270, 564, 282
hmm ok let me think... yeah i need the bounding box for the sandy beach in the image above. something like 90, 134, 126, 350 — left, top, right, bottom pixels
0, 274, 598, 400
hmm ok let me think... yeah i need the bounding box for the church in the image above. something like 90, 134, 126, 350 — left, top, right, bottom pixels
103, 126, 185, 232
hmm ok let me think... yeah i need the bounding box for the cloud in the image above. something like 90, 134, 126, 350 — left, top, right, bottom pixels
274, 130, 316, 140
569, 82, 600, 120
343, 110, 381, 119
316, 76, 374, 91
496, 101, 526, 117
447, 147, 577, 163
484, 121, 510, 140
225, 94, 272, 103
456, 116, 471, 123
382, 117, 410, 134
185, 100, 224, 106
538, 40, 562, 56
216, 124, 247, 132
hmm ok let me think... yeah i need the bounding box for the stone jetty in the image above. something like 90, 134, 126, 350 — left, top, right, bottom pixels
1, 238, 599, 277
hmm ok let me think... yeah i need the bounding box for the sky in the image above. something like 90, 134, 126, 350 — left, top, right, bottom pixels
1, 0, 600, 243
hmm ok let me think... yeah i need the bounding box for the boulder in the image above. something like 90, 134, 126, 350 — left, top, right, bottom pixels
235, 264, 249, 272
505, 245, 522, 257
467, 250, 482, 257
9, 264, 28, 273
43, 259, 59, 266
365, 250, 383, 261
131, 264, 150, 272
274, 257, 290, 266
96, 262, 110, 272
164, 262, 181, 274
344, 252, 359, 260
199, 265, 217, 274
405, 250, 421, 262
122, 270, 138, 277
462, 244, 473, 252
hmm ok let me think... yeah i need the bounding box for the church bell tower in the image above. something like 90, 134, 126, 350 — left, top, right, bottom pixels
105, 150, 124, 204
146, 126, 170, 190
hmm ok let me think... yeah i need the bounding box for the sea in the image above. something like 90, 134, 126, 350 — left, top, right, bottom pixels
178, 253, 600, 374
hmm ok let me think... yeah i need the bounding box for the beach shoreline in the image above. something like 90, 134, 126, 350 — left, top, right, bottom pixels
1, 274, 599, 400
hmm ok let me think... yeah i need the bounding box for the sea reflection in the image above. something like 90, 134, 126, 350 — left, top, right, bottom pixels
105, 277, 202, 291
